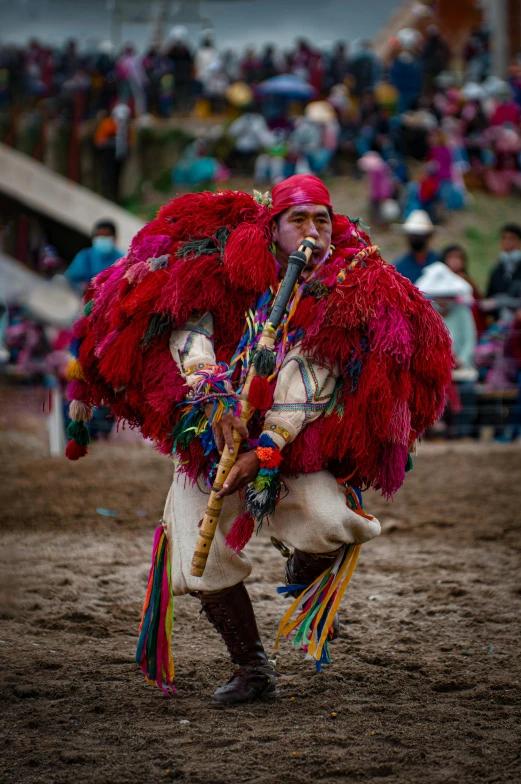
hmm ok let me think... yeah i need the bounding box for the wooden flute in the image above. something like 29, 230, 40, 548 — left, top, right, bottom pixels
190, 236, 316, 577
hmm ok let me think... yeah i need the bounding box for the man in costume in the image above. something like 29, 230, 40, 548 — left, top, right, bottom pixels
65, 175, 452, 705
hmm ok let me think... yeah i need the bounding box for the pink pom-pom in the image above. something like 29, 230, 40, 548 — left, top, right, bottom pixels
67, 379, 89, 402
248, 375, 273, 410
225, 512, 255, 553
65, 440, 88, 461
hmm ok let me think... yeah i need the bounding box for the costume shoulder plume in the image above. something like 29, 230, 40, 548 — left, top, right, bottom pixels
283, 213, 453, 496
65, 190, 277, 459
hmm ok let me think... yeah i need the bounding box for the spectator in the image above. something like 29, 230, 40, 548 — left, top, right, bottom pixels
260, 45, 279, 81
390, 51, 423, 114
464, 26, 490, 83
484, 224, 521, 321
421, 25, 450, 94
227, 110, 275, 173
94, 102, 132, 203
195, 30, 220, 95
291, 38, 313, 81
116, 44, 148, 116
59, 39, 80, 81
416, 262, 477, 438
164, 26, 194, 113
358, 151, 396, 226
489, 84, 521, 127
240, 47, 262, 84
441, 244, 486, 333
393, 210, 439, 284
350, 40, 380, 99
65, 220, 123, 294
328, 42, 350, 88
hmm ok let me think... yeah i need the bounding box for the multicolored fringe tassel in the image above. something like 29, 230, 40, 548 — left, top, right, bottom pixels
189, 363, 239, 424
275, 544, 361, 671
136, 522, 175, 695
244, 432, 283, 524
65, 360, 92, 460
171, 363, 240, 454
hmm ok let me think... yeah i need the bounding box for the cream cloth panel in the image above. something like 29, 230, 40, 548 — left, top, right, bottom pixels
164, 469, 380, 596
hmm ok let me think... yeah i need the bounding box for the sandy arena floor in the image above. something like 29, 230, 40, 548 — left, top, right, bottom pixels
1, 406, 521, 783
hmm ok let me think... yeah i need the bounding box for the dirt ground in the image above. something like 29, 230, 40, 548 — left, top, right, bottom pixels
1, 392, 521, 783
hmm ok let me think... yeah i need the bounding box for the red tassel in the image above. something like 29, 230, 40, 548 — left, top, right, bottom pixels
225, 512, 255, 553
65, 440, 88, 460
248, 375, 273, 410
223, 223, 276, 293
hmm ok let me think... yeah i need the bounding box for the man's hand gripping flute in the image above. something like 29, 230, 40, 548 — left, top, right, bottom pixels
190, 237, 316, 577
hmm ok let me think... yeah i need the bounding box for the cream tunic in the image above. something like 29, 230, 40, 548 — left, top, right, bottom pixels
165, 314, 380, 595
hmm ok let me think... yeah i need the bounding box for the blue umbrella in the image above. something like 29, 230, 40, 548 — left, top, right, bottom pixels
256, 74, 317, 101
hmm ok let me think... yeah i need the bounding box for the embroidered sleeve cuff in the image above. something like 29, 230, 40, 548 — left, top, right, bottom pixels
262, 419, 296, 450
183, 360, 220, 388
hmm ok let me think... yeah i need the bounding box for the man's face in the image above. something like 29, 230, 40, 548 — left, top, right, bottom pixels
501, 231, 521, 254
271, 203, 332, 278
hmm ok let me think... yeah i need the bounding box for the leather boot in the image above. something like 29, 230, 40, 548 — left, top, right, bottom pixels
194, 582, 276, 705
285, 547, 343, 640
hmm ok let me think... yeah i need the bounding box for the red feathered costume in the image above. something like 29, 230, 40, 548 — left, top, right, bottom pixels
67, 176, 451, 496
66, 176, 453, 700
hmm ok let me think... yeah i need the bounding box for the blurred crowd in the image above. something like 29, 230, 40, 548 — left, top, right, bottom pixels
1, 13, 521, 212
393, 214, 521, 442
3, 211, 521, 445
2, 2, 521, 447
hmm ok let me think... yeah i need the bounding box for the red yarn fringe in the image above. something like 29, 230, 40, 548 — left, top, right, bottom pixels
225, 512, 255, 553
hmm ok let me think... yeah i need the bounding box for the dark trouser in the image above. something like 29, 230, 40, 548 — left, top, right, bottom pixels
99, 149, 125, 203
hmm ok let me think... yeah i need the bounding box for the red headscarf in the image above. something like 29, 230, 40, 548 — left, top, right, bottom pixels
271, 175, 333, 217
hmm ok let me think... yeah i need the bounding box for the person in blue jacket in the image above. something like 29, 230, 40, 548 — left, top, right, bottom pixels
65, 219, 123, 439
65, 220, 123, 294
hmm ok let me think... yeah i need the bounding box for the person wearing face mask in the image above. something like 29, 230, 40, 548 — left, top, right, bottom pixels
65, 220, 123, 294
65, 219, 123, 441
393, 209, 440, 284
483, 224, 521, 322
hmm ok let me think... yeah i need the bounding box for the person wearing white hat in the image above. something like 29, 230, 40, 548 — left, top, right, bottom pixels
416, 262, 478, 438
164, 26, 194, 113
393, 209, 440, 284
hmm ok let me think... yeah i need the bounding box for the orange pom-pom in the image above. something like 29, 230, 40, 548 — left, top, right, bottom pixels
65, 358, 84, 381
256, 446, 283, 468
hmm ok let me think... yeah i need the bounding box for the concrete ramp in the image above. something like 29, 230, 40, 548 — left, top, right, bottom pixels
0, 143, 144, 253
0, 251, 81, 326
0, 250, 44, 304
